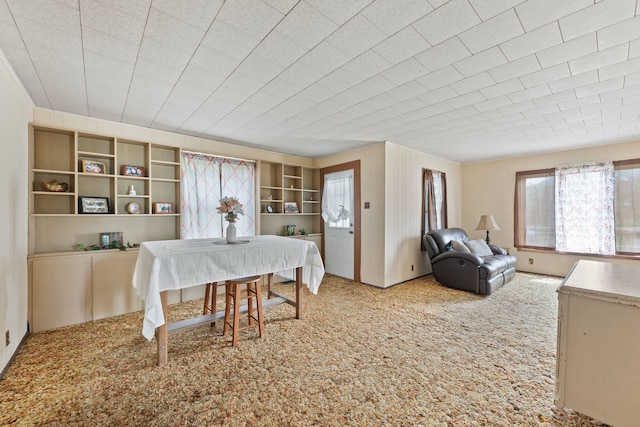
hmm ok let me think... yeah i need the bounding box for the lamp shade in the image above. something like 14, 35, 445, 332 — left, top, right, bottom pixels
475, 214, 500, 231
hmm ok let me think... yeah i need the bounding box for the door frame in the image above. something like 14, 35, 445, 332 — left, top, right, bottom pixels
320, 160, 361, 283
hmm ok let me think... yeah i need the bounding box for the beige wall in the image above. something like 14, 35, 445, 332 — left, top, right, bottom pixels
315, 143, 387, 287
0, 53, 33, 373
315, 142, 462, 288
462, 140, 640, 277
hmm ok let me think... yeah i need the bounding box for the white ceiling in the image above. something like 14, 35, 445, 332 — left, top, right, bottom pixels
1, 0, 640, 163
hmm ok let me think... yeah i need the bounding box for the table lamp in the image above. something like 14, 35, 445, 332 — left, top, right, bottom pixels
475, 214, 500, 244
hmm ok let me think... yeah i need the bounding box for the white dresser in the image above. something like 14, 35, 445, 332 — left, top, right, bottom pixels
555, 260, 640, 427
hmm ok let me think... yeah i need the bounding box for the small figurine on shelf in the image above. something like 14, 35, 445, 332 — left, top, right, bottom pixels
128, 185, 136, 195
268, 195, 273, 200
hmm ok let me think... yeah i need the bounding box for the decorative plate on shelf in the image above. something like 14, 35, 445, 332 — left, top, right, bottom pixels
126, 201, 142, 214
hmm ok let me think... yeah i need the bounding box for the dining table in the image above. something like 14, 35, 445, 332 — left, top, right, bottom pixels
132, 235, 325, 366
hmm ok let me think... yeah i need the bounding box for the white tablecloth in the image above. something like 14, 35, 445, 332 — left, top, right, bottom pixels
132, 235, 325, 340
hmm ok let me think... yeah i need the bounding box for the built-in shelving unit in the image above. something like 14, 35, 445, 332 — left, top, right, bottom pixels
259, 161, 322, 247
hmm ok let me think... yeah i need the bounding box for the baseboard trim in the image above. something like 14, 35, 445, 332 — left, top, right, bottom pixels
0, 328, 28, 380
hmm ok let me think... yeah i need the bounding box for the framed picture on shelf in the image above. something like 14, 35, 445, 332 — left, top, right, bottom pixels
79, 196, 110, 214
265, 204, 274, 213
81, 160, 107, 174
284, 202, 299, 213
153, 202, 174, 214
99, 231, 123, 247
121, 164, 145, 177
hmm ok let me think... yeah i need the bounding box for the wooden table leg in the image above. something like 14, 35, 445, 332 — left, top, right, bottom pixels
267, 273, 273, 299
157, 290, 168, 367
295, 266, 303, 319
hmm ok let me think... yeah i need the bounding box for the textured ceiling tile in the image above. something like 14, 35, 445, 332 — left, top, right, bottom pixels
275, 2, 338, 49
138, 36, 194, 72
532, 89, 576, 107
361, 0, 433, 36
143, 7, 206, 52
450, 72, 495, 94
480, 78, 525, 99
515, 0, 591, 32
217, 0, 284, 41
519, 63, 570, 89
412, 0, 481, 46
252, 31, 308, 68
559, 0, 636, 41
598, 16, 640, 50
417, 65, 465, 90
235, 54, 285, 83
200, 21, 260, 61
341, 50, 393, 80
568, 44, 629, 75
180, 64, 225, 91
417, 86, 459, 105
508, 84, 552, 103
82, 27, 139, 65
454, 46, 507, 77
304, 0, 371, 25
547, 70, 598, 93
630, 39, 640, 59
133, 57, 182, 85
262, 0, 299, 14
414, 37, 471, 72
500, 22, 562, 61
325, 14, 387, 57
381, 57, 429, 85
387, 80, 427, 101
151, 0, 223, 31
488, 54, 541, 82
190, 45, 240, 77
373, 26, 431, 65
535, 33, 597, 68
575, 77, 624, 98
468, 0, 525, 21
299, 40, 352, 75
80, 2, 147, 44
447, 90, 486, 108
459, 9, 523, 54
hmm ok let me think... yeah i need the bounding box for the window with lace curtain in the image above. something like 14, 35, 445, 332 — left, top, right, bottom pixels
515, 159, 640, 255
180, 152, 256, 239
422, 169, 447, 249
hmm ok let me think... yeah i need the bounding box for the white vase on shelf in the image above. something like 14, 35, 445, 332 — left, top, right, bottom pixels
226, 222, 237, 243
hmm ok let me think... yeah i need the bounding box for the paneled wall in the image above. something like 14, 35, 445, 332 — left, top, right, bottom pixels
384, 143, 462, 287
315, 142, 462, 288
462, 140, 640, 277
0, 53, 33, 374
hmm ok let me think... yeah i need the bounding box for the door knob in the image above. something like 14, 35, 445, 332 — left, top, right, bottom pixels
348, 230, 354, 234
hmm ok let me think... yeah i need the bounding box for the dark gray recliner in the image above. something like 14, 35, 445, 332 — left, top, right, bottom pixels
423, 228, 516, 295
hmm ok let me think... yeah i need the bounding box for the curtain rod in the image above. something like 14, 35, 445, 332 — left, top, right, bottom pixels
182, 149, 256, 164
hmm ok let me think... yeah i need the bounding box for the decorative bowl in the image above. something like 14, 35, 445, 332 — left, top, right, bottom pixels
42, 179, 69, 192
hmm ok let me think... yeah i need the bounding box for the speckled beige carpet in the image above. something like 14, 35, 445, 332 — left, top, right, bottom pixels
1, 273, 607, 426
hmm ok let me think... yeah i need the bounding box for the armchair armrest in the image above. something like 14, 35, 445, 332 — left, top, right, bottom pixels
431, 250, 484, 267
488, 244, 507, 255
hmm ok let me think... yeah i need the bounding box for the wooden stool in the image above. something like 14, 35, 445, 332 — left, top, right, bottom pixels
203, 282, 224, 326
223, 275, 264, 347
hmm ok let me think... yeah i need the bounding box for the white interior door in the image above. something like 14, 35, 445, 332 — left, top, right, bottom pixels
322, 169, 354, 279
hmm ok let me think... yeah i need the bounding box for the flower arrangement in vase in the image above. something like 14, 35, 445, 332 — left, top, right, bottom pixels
217, 196, 244, 242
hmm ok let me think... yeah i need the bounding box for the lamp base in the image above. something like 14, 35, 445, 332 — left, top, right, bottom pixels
485, 230, 491, 245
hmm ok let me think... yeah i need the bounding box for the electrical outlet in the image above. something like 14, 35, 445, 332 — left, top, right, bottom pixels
528, 258, 534, 265
5, 330, 9, 346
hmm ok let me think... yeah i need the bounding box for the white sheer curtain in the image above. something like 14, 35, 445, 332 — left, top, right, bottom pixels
181, 152, 255, 239
322, 172, 352, 228
555, 161, 615, 254
220, 158, 255, 237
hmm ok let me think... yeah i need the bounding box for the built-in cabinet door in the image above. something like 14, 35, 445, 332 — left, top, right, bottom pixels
92, 251, 141, 320
32, 255, 92, 332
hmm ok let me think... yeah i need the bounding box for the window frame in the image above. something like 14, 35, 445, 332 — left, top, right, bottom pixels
514, 160, 640, 258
